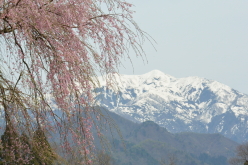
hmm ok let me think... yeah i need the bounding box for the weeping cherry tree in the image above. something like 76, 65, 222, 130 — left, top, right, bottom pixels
0, 0, 147, 164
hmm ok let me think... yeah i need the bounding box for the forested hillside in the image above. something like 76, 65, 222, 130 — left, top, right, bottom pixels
95, 109, 238, 165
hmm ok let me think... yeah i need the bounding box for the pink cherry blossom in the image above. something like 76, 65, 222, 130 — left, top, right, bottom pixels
0, 0, 148, 164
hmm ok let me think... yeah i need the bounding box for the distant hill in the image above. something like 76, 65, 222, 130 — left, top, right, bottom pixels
96, 70, 248, 143
95, 109, 238, 165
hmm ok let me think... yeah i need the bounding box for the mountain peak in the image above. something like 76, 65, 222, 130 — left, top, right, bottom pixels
140, 70, 175, 84
143, 70, 173, 78
145, 69, 165, 75
96, 71, 248, 143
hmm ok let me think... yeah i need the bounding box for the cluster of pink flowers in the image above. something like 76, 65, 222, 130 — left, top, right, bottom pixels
0, 0, 146, 164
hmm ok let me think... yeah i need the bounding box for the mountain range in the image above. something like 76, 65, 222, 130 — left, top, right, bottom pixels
95, 70, 248, 143
94, 108, 238, 165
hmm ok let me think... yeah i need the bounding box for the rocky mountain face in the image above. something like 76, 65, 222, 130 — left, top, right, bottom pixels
95, 70, 248, 143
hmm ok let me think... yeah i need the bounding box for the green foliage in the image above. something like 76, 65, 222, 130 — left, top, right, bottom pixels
0, 126, 57, 165
30, 128, 57, 165
94, 150, 113, 165
0, 124, 20, 164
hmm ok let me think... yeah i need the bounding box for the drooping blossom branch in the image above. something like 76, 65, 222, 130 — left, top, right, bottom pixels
0, 0, 147, 164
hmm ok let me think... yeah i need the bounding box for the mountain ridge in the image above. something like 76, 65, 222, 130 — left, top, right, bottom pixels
97, 109, 238, 165
96, 70, 248, 143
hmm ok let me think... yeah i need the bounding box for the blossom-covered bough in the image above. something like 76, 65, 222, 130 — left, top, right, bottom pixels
0, 0, 147, 164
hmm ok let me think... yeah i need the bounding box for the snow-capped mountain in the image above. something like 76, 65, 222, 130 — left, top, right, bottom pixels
95, 70, 248, 143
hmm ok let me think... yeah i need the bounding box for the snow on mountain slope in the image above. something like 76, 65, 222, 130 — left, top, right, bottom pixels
95, 70, 248, 143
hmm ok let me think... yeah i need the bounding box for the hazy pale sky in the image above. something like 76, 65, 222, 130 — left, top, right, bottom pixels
118, 0, 248, 94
